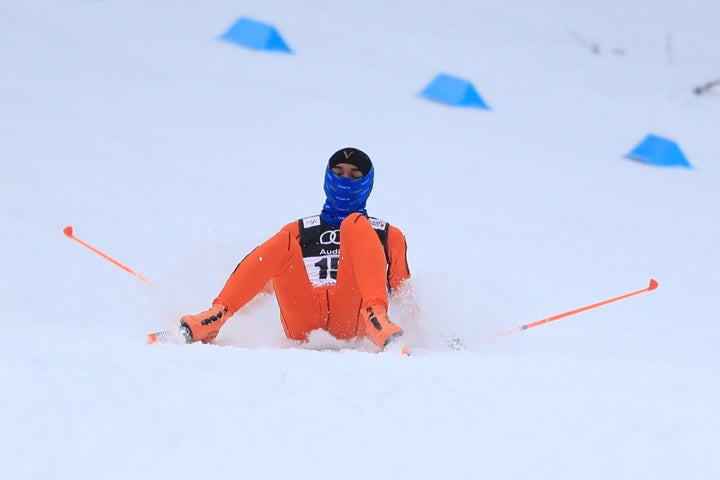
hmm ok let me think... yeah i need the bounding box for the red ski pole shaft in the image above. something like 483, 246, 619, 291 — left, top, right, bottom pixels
63, 225, 153, 285
503, 279, 658, 336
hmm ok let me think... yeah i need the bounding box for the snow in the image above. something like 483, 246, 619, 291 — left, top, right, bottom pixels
1, 0, 719, 478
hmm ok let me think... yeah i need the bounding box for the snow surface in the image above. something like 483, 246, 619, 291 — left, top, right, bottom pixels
1, 0, 719, 478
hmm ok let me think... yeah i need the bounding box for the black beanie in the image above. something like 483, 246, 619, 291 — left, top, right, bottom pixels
328, 147, 373, 176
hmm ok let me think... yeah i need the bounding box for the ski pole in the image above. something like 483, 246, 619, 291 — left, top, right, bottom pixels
63, 225, 153, 285
503, 278, 658, 336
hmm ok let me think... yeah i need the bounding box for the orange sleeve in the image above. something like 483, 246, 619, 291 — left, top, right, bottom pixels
386, 224, 411, 292
280, 220, 300, 240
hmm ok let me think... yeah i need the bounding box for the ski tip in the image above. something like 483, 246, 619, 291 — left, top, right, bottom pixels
147, 329, 187, 345
400, 345, 411, 357
63, 225, 73, 237
146, 331, 174, 344
648, 278, 659, 290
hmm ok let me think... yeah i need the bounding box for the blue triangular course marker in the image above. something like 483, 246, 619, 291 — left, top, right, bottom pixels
219, 17, 293, 54
625, 134, 691, 168
419, 73, 490, 109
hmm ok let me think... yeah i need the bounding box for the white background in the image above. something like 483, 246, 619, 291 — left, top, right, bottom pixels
1, 1, 718, 478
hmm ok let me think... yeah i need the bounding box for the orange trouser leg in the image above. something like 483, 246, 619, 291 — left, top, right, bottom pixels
327, 213, 389, 340
214, 230, 324, 341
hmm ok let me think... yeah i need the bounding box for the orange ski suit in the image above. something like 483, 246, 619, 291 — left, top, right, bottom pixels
211, 212, 410, 342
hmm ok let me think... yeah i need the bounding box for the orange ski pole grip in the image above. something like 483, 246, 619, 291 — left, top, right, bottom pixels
63, 225, 152, 285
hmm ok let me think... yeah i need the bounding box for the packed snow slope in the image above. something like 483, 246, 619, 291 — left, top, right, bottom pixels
1, 0, 718, 479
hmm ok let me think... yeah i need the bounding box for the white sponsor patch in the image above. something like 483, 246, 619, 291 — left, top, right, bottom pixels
369, 218, 387, 230
303, 216, 321, 228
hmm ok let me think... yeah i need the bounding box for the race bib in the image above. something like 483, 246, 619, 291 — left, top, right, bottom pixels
304, 255, 339, 286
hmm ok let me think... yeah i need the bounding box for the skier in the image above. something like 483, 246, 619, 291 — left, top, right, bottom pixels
180, 147, 411, 350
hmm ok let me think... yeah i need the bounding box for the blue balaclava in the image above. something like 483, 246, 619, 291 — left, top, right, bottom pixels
320, 147, 374, 227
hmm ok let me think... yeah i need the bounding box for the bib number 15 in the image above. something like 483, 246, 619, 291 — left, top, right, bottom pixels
304, 255, 339, 285
315, 256, 339, 280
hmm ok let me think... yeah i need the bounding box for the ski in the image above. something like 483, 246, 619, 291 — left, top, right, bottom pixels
146, 330, 172, 344
146, 329, 188, 345
146, 329, 411, 355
